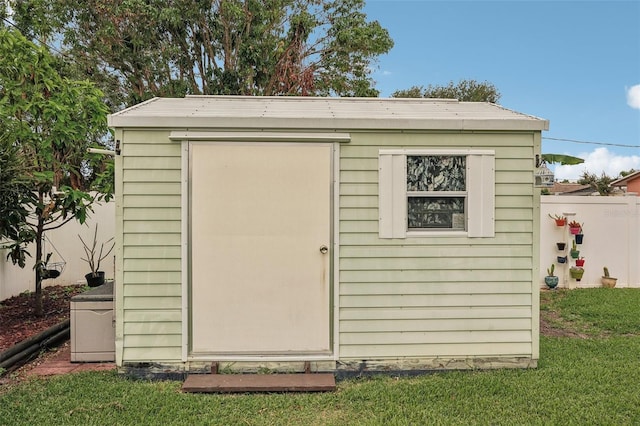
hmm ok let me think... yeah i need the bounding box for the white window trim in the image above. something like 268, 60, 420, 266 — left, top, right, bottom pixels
379, 149, 495, 239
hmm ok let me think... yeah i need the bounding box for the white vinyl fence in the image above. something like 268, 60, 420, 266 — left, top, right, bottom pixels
0, 200, 115, 300
540, 195, 639, 288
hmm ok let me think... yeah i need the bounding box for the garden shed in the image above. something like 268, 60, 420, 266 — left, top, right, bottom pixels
107, 96, 549, 376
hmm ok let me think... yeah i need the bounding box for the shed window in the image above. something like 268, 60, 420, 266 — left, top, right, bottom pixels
379, 150, 495, 238
407, 155, 466, 230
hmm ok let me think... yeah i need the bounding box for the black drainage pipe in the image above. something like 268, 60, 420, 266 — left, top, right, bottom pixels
0, 319, 70, 373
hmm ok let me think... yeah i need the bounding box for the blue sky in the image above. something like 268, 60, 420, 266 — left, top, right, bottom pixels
364, 0, 640, 181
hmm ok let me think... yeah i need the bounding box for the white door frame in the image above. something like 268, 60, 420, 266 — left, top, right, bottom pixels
177, 137, 343, 362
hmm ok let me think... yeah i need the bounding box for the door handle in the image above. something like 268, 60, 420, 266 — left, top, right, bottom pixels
320, 245, 329, 254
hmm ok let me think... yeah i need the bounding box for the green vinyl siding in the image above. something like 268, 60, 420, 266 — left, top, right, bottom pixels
123, 169, 182, 182
123, 296, 181, 310
119, 130, 183, 364
340, 306, 531, 320
338, 131, 538, 361
116, 127, 539, 366
124, 321, 182, 335
123, 310, 182, 322
340, 318, 532, 332
340, 282, 531, 296
123, 347, 182, 362
339, 343, 532, 358
123, 284, 181, 297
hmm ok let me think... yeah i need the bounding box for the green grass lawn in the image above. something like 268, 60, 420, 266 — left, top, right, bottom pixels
2, 289, 640, 425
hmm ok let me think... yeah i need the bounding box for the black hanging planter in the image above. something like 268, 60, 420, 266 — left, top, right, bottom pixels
85, 271, 106, 287
575, 233, 584, 244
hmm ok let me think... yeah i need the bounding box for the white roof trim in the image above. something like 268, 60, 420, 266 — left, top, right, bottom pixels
169, 131, 351, 143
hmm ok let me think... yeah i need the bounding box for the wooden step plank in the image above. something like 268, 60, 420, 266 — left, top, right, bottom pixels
182, 373, 336, 393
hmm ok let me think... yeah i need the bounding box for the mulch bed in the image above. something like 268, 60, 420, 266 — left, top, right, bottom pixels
0, 285, 88, 352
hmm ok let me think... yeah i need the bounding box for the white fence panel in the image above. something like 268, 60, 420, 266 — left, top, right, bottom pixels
0, 200, 115, 300
540, 195, 639, 288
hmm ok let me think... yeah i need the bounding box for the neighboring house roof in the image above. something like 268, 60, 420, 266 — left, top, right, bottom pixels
550, 182, 593, 195
108, 96, 550, 131
611, 170, 640, 187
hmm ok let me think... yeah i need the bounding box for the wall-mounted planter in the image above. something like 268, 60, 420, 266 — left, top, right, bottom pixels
570, 267, 585, 281
569, 227, 581, 235
575, 258, 585, 267
556, 242, 566, 250
557, 256, 567, 264
575, 234, 584, 244
570, 250, 580, 259
549, 215, 566, 226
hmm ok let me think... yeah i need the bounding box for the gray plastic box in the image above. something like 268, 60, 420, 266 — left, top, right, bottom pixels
70, 281, 115, 362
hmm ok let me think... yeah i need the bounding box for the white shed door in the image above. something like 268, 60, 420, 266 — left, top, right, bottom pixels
190, 144, 332, 355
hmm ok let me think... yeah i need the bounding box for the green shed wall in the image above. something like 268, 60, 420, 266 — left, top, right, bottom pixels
338, 131, 540, 362
116, 129, 183, 364
115, 128, 540, 367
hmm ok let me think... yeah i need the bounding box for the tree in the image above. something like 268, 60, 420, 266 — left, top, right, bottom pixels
0, 28, 111, 315
578, 171, 615, 196
6, 0, 394, 108
392, 79, 501, 103
0, 137, 37, 267
541, 154, 584, 166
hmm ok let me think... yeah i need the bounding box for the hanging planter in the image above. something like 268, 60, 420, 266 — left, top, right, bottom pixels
570, 241, 580, 259
549, 214, 566, 227
575, 257, 585, 267
570, 267, 585, 281
575, 233, 584, 244
568, 220, 582, 235
557, 256, 567, 264
556, 242, 566, 251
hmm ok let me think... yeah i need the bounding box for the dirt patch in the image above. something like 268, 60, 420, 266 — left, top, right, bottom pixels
539, 308, 589, 339
0, 285, 87, 352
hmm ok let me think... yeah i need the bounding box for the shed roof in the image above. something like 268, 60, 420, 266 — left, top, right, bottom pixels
108, 96, 549, 131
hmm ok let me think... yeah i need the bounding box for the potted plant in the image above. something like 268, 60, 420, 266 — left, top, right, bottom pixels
557, 255, 567, 264
601, 267, 617, 288
544, 264, 559, 289
575, 227, 584, 244
575, 257, 585, 267
568, 220, 582, 235
570, 266, 585, 281
570, 241, 580, 259
549, 214, 566, 227
79, 224, 115, 287
556, 242, 566, 250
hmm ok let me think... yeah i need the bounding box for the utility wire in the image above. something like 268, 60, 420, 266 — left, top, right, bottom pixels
543, 137, 640, 149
